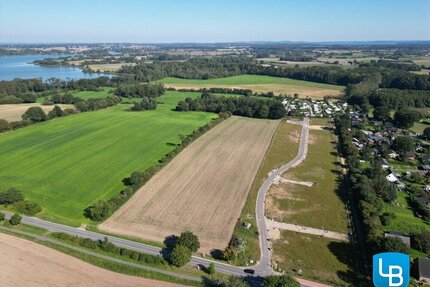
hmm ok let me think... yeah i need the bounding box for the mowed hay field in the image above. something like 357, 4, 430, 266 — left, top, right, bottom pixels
101, 116, 279, 252
0, 103, 73, 121
0, 232, 185, 287
159, 75, 344, 99
0, 91, 216, 225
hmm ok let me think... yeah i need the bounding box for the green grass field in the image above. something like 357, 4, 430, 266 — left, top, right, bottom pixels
160, 75, 344, 91
73, 87, 114, 99
273, 231, 356, 286
0, 91, 216, 225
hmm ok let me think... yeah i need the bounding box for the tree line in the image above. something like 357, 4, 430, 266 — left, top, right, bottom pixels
175, 91, 286, 119
115, 83, 165, 98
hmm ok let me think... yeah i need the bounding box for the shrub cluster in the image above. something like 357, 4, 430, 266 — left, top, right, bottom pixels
0, 187, 41, 216
164, 231, 200, 267
84, 113, 230, 221
130, 97, 157, 111
115, 83, 165, 98
51, 233, 167, 265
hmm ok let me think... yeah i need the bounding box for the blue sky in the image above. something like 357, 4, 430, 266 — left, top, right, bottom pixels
0, 0, 429, 43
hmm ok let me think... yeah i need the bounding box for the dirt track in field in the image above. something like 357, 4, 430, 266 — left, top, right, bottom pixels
101, 116, 279, 252
0, 232, 184, 287
164, 84, 343, 100
0, 103, 73, 122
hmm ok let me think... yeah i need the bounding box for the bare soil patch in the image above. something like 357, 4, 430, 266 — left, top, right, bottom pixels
0, 103, 73, 122
0, 232, 184, 287
101, 116, 279, 252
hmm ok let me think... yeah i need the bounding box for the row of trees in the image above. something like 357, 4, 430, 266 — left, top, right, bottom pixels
176, 92, 286, 119
84, 114, 230, 221
115, 83, 165, 98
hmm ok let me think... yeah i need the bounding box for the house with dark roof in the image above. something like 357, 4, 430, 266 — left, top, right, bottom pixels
384, 231, 411, 247
417, 258, 430, 284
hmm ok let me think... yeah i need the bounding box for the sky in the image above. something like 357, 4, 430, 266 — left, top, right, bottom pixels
0, 0, 429, 43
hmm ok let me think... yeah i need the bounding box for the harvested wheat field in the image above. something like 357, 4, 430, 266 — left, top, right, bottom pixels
101, 116, 279, 252
0, 103, 73, 122
0, 232, 184, 287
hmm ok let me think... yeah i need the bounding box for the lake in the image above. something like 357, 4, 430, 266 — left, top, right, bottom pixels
0, 54, 108, 81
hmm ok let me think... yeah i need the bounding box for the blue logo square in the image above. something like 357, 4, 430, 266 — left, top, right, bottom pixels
373, 252, 410, 287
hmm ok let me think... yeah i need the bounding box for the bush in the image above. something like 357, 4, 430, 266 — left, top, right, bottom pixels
14, 200, 42, 215
0, 119, 11, 132
262, 275, 300, 287
22, 106, 47, 122
0, 188, 24, 205
413, 231, 430, 254
170, 244, 191, 267
0, 95, 23, 104
0, 211, 4, 221
83, 200, 115, 221
9, 119, 32, 130
177, 230, 200, 252
9, 213, 22, 225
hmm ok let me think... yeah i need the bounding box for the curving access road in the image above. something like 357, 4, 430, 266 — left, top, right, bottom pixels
254, 118, 309, 275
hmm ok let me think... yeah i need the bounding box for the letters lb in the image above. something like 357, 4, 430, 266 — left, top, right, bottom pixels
373, 252, 410, 287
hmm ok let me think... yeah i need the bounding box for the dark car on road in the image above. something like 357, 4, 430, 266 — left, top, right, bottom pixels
244, 268, 255, 275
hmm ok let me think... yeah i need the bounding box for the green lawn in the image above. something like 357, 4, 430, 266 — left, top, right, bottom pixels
273, 231, 356, 286
159, 75, 344, 91
270, 126, 349, 233
72, 87, 113, 99
385, 191, 430, 234
0, 91, 216, 225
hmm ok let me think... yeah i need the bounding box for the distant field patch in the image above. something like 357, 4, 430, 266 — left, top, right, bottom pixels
0, 91, 215, 225
101, 116, 279, 252
88, 63, 135, 72
159, 75, 344, 99
73, 87, 114, 99
0, 103, 73, 122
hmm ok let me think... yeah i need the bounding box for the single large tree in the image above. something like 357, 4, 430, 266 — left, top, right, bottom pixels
393, 109, 420, 129
176, 230, 200, 252
170, 244, 191, 267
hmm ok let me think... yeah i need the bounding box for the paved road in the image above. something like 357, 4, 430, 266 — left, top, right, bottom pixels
2, 211, 247, 278
254, 118, 309, 274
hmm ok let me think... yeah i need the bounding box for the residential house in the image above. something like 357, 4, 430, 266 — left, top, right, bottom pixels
417, 258, 430, 284
384, 231, 411, 247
